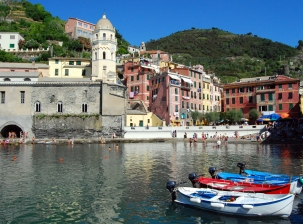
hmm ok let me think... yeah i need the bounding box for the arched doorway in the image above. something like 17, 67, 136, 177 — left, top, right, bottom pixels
1, 124, 23, 138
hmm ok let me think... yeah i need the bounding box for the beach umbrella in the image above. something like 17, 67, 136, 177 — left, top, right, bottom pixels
280, 113, 289, 119
269, 113, 281, 121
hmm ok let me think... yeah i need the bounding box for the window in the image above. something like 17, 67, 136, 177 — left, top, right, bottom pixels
20, 91, 25, 104
137, 75, 139, 80
240, 97, 243, 104
90, 26, 94, 30
55, 59, 59, 64
289, 103, 293, 109
239, 87, 244, 93
78, 22, 82, 26
232, 89, 235, 94
9, 44, 14, 48
187, 102, 189, 109
175, 105, 178, 112
226, 89, 229, 94
55, 69, 59, 76
1, 91, 5, 103
147, 75, 150, 80
278, 93, 282, 100
147, 86, 149, 91
131, 76, 134, 81
182, 101, 184, 108
175, 88, 178, 94
82, 69, 86, 76
82, 103, 88, 112
95, 52, 97, 60
84, 24, 88, 28
203, 105, 205, 110
248, 96, 253, 103
232, 98, 235, 104
247, 87, 254, 92
69, 61, 74, 65
162, 77, 164, 82
10, 35, 15, 39
57, 102, 63, 113
76, 61, 81, 65
103, 33, 106, 40
191, 103, 193, 109
269, 105, 273, 111
175, 96, 178, 101
65, 69, 69, 76
103, 51, 106, 59
279, 104, 282, 110
147, 96, 149, 100
288, 92, 293, 99
131, 86, 134, 92
226, 98, 229, 105
268, 93, 273, 101
260, 93, 265, 101
35, 101, 41, 112
288, 83, 292, 89
278, 84, 282, 89
194, 81, 196, 88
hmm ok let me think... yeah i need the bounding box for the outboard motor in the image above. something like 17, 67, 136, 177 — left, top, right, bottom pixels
209, 167, 217, 179
237, 163, 245, 174
188, 173, 198, 187
166, 181, 177, 201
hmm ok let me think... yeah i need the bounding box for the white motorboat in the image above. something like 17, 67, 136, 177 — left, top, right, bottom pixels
166, 181, 294, 218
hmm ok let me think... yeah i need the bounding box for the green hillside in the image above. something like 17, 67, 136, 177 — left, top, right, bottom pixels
146, 28, 302, 83
0, 0, 129, 62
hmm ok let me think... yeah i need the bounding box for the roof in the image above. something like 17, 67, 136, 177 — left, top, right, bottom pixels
49, 57, 91, 62
67, 17, 95, 26
0, 62, 49, 69
0, 71, 39, 77
126, 100, 148, 114
39, 78, 92, 82
95, 14, 114, 31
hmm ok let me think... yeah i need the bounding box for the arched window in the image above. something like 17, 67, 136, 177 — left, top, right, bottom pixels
35, 101, 41, 112
110, 34, 112, 39
4, 78, 10, 81
95, 52, 97, 60
103, 51, 106, 59
103, 33, 106, 40
24, 78, 31, 81
82, 103, 87, 113
57, 101, 63, 113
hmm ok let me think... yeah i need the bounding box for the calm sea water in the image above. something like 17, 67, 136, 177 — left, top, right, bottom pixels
0, 142, 303, 224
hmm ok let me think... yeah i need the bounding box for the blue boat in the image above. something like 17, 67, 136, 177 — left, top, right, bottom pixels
208, 163, 303, 194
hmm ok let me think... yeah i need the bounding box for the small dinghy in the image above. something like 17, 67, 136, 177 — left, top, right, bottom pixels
209, 163, 303, 194
166, 181, 294, 218
188, 173, 291, 194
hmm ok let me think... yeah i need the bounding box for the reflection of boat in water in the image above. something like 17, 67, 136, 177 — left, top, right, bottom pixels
209, 163, 303, 194
166, 182, 294, 218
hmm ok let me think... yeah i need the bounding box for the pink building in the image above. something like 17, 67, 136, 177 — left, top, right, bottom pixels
123, 60, 155, 109
149, 68, 193, 126
65, 18, 95, 40
140, 50, 170, 62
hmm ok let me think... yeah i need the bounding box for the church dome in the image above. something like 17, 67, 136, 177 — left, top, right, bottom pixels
95, 14, 114, 31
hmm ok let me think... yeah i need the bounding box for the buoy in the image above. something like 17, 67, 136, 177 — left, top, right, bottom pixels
105, 156, 108, 159
59, 158, 63, 162
13, 156, 17, 160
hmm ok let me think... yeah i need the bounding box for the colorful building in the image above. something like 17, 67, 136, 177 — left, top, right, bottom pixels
48, 57, 91, 78
0, 32, 24, 51
65, 18, 95, 40
222, 75, 300, 118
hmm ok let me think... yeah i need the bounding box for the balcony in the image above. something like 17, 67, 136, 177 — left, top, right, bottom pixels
181, 84, 191, 90
256, 88, 275, 93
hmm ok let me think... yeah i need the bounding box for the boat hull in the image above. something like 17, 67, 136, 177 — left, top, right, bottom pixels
176, 187, 294, 218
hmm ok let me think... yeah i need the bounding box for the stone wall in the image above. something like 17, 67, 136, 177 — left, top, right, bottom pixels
33, 115, 102, 139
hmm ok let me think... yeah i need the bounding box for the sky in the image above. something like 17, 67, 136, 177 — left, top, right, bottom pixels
28, 0, 303, 48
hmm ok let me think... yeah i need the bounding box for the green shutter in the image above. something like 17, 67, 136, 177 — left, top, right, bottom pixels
279, 104, 282, 110
269, 105, 273, 111
289, 103, 293, 109
268, 93, 273, 101
261, 94, 265, 101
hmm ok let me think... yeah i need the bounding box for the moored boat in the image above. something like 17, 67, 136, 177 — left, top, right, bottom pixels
188, 173, 291, 194
166, 181, 294, 218
209, 164, 303, 194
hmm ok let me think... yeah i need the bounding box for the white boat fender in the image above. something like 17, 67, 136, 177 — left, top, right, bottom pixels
190, 197, 201, 203
242, 204, 254, 209
210, 203, 225, 208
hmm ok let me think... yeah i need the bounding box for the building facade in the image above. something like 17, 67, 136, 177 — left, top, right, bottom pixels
48, 57, 92, 78
91, 14, 117, 83
0, 32, 24, 51
65, 18, 95, 40
222, 75, 300, 118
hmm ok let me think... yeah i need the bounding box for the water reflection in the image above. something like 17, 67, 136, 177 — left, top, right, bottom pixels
0, 142, 302, 223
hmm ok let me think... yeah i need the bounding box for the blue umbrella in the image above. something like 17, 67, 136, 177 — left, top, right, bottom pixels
269, 113, 281, 121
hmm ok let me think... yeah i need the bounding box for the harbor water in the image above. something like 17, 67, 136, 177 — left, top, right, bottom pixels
0, 142, 303, 223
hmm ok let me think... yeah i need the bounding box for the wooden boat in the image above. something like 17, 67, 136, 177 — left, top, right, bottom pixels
208, 164, 303, 194
188, 173, 291, 194
166, 181, 294, 218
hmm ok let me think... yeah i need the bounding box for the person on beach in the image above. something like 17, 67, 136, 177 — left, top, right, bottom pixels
189, 138, 193, 147
184, 132, 187, 139
32, 137, 35, 144
52, 137, 56, 144
100, 136, 106, 144
112, 132, 116, 138
217, 139, 221, 147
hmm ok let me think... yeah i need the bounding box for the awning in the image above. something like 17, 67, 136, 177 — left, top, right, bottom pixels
181, 77, 193, 84
168, 74, 181, 81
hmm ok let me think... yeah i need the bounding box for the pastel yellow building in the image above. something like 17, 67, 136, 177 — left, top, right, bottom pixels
202, 75, 211, 112
48, 57, 92, 78
126, 100, 164, 126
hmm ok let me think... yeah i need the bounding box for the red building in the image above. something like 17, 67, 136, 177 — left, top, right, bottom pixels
222, 75, 300, 118
123, 60, 156, 110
